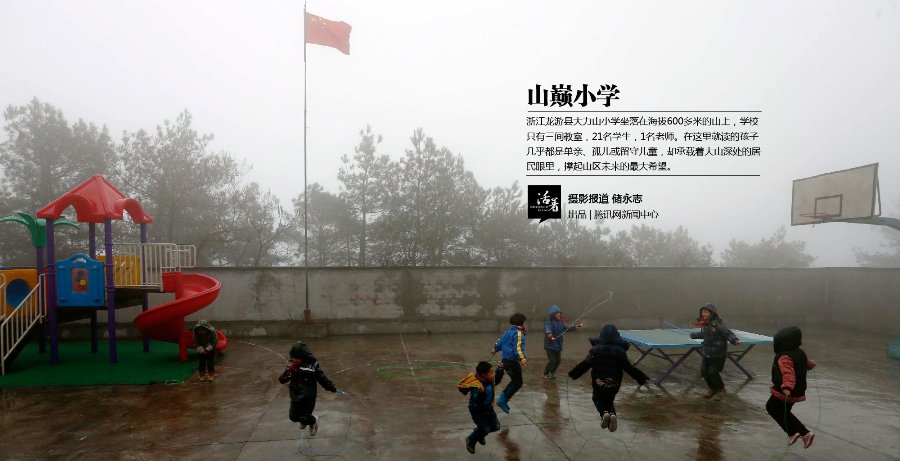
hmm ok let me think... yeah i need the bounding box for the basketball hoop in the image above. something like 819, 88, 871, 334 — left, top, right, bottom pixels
799, 212, 837, 225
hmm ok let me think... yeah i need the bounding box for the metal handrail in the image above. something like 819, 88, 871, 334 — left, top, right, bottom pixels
0, 274, 45, 376
97, 243, 197, 288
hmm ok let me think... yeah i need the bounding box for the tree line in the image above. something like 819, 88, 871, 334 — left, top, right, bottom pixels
0, 98, 832, 268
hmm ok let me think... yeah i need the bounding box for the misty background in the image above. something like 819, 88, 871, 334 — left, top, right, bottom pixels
1, 0, 899, 268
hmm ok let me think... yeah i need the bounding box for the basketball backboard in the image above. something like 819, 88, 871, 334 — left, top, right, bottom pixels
791, 163, 880, 226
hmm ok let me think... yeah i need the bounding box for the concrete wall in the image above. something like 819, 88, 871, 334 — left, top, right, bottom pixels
87, 266, 899, 338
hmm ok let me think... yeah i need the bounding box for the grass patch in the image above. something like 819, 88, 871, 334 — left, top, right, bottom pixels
0, 341, 196, 387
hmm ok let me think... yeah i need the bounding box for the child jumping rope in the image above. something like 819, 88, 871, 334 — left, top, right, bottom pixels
278, 341, 340, 437
689, 303, 741, 398
458, 361, 500, 454
569, 324, 649, 432
492, 313, 527, 414
766, 326, 816, 449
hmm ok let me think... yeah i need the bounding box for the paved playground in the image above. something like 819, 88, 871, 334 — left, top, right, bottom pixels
0, 327, 897, 460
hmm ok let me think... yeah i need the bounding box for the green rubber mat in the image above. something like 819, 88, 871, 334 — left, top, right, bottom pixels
0, 341, 196, 387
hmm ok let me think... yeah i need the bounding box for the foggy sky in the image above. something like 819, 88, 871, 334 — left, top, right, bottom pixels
1, 0, 898, 266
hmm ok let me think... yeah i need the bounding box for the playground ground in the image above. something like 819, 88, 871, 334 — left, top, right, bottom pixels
0, 327, 897, 461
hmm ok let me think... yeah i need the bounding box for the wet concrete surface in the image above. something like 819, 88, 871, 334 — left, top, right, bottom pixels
1, 327, 898, 460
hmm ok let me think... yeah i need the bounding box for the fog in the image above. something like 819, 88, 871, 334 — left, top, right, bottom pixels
1, 0, 898, 266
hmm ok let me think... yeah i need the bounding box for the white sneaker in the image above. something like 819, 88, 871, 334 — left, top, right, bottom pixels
608, 414, 618, 432
309, 422, 319, 436
601, 412, 611, 429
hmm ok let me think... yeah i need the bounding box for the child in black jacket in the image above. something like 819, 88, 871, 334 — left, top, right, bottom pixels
278, 341, 339, 436
569, 324, 649, 432
767, 326, 817, 449
689, 303, 741, 398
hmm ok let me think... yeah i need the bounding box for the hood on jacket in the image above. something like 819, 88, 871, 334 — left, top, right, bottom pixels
192, 320, 215, 334
290, 341, 315, 360
697, 303, 720, 320
599, 324, 621, 344
547, 304, 562, 320
773, 326, 802, 354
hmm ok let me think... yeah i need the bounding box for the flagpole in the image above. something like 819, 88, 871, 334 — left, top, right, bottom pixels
303, 0, 311, 323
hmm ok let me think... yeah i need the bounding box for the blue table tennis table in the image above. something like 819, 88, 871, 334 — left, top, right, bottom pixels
618, 328, 773, 385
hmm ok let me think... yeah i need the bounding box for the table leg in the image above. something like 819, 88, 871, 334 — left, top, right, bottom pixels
727, 344, 755, 379
632, 344, 652, 366
655, 348, 697, 385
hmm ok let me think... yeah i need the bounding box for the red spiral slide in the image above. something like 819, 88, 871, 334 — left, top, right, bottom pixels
134, 272, 227, 362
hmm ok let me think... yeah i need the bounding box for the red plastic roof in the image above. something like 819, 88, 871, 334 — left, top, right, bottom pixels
36, 175, 153, 224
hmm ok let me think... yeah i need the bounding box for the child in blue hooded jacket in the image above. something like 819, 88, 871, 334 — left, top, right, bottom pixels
491, 312, 527, 414
543, 305, 583, 380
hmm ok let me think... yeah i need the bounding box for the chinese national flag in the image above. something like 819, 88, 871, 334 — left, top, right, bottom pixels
305, 12, 352, 55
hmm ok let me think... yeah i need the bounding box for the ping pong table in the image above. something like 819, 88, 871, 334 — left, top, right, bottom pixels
618, 328, 773, 385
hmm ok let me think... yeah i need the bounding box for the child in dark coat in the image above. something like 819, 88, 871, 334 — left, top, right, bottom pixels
543, 305, 584, 380
458, 361, 500, 454
766, 326, 817, 449
689, 303, 741, 398
193, 320, 218, 382
492, 312, 527, 414
278, 341, 339, 436
569, 324, 649, 432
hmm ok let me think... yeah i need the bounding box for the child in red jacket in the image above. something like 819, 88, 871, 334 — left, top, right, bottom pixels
766, 326, 816, 449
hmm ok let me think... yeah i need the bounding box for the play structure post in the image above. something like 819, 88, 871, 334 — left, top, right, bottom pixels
88, 223, 96, 257
36, 244, 46, 354
104, 219, 118, 363
89, 223, 98, 353
140, 223, 149, 353
35, 247, 44, 273
46, 219, 59, 364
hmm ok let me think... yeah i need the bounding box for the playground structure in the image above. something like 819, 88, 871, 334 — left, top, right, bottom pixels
1, 175, 226, 375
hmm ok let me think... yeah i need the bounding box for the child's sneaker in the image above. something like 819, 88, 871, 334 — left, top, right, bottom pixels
198, 374, 207, 382
496, 393, 510, 414
608, 414, 618, 432
702, 388, 717, 399
206, 373, 215, 382
788, 433, 801, 446
543, 374, 552, 380
802, 432, 815, 449
549, 373, 556, 380
601, 412, 611, 429
465, 436, 476, 454
309, 422, 319, 436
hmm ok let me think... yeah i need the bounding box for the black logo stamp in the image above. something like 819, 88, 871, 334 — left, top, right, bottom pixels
528, 185, 561, 223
